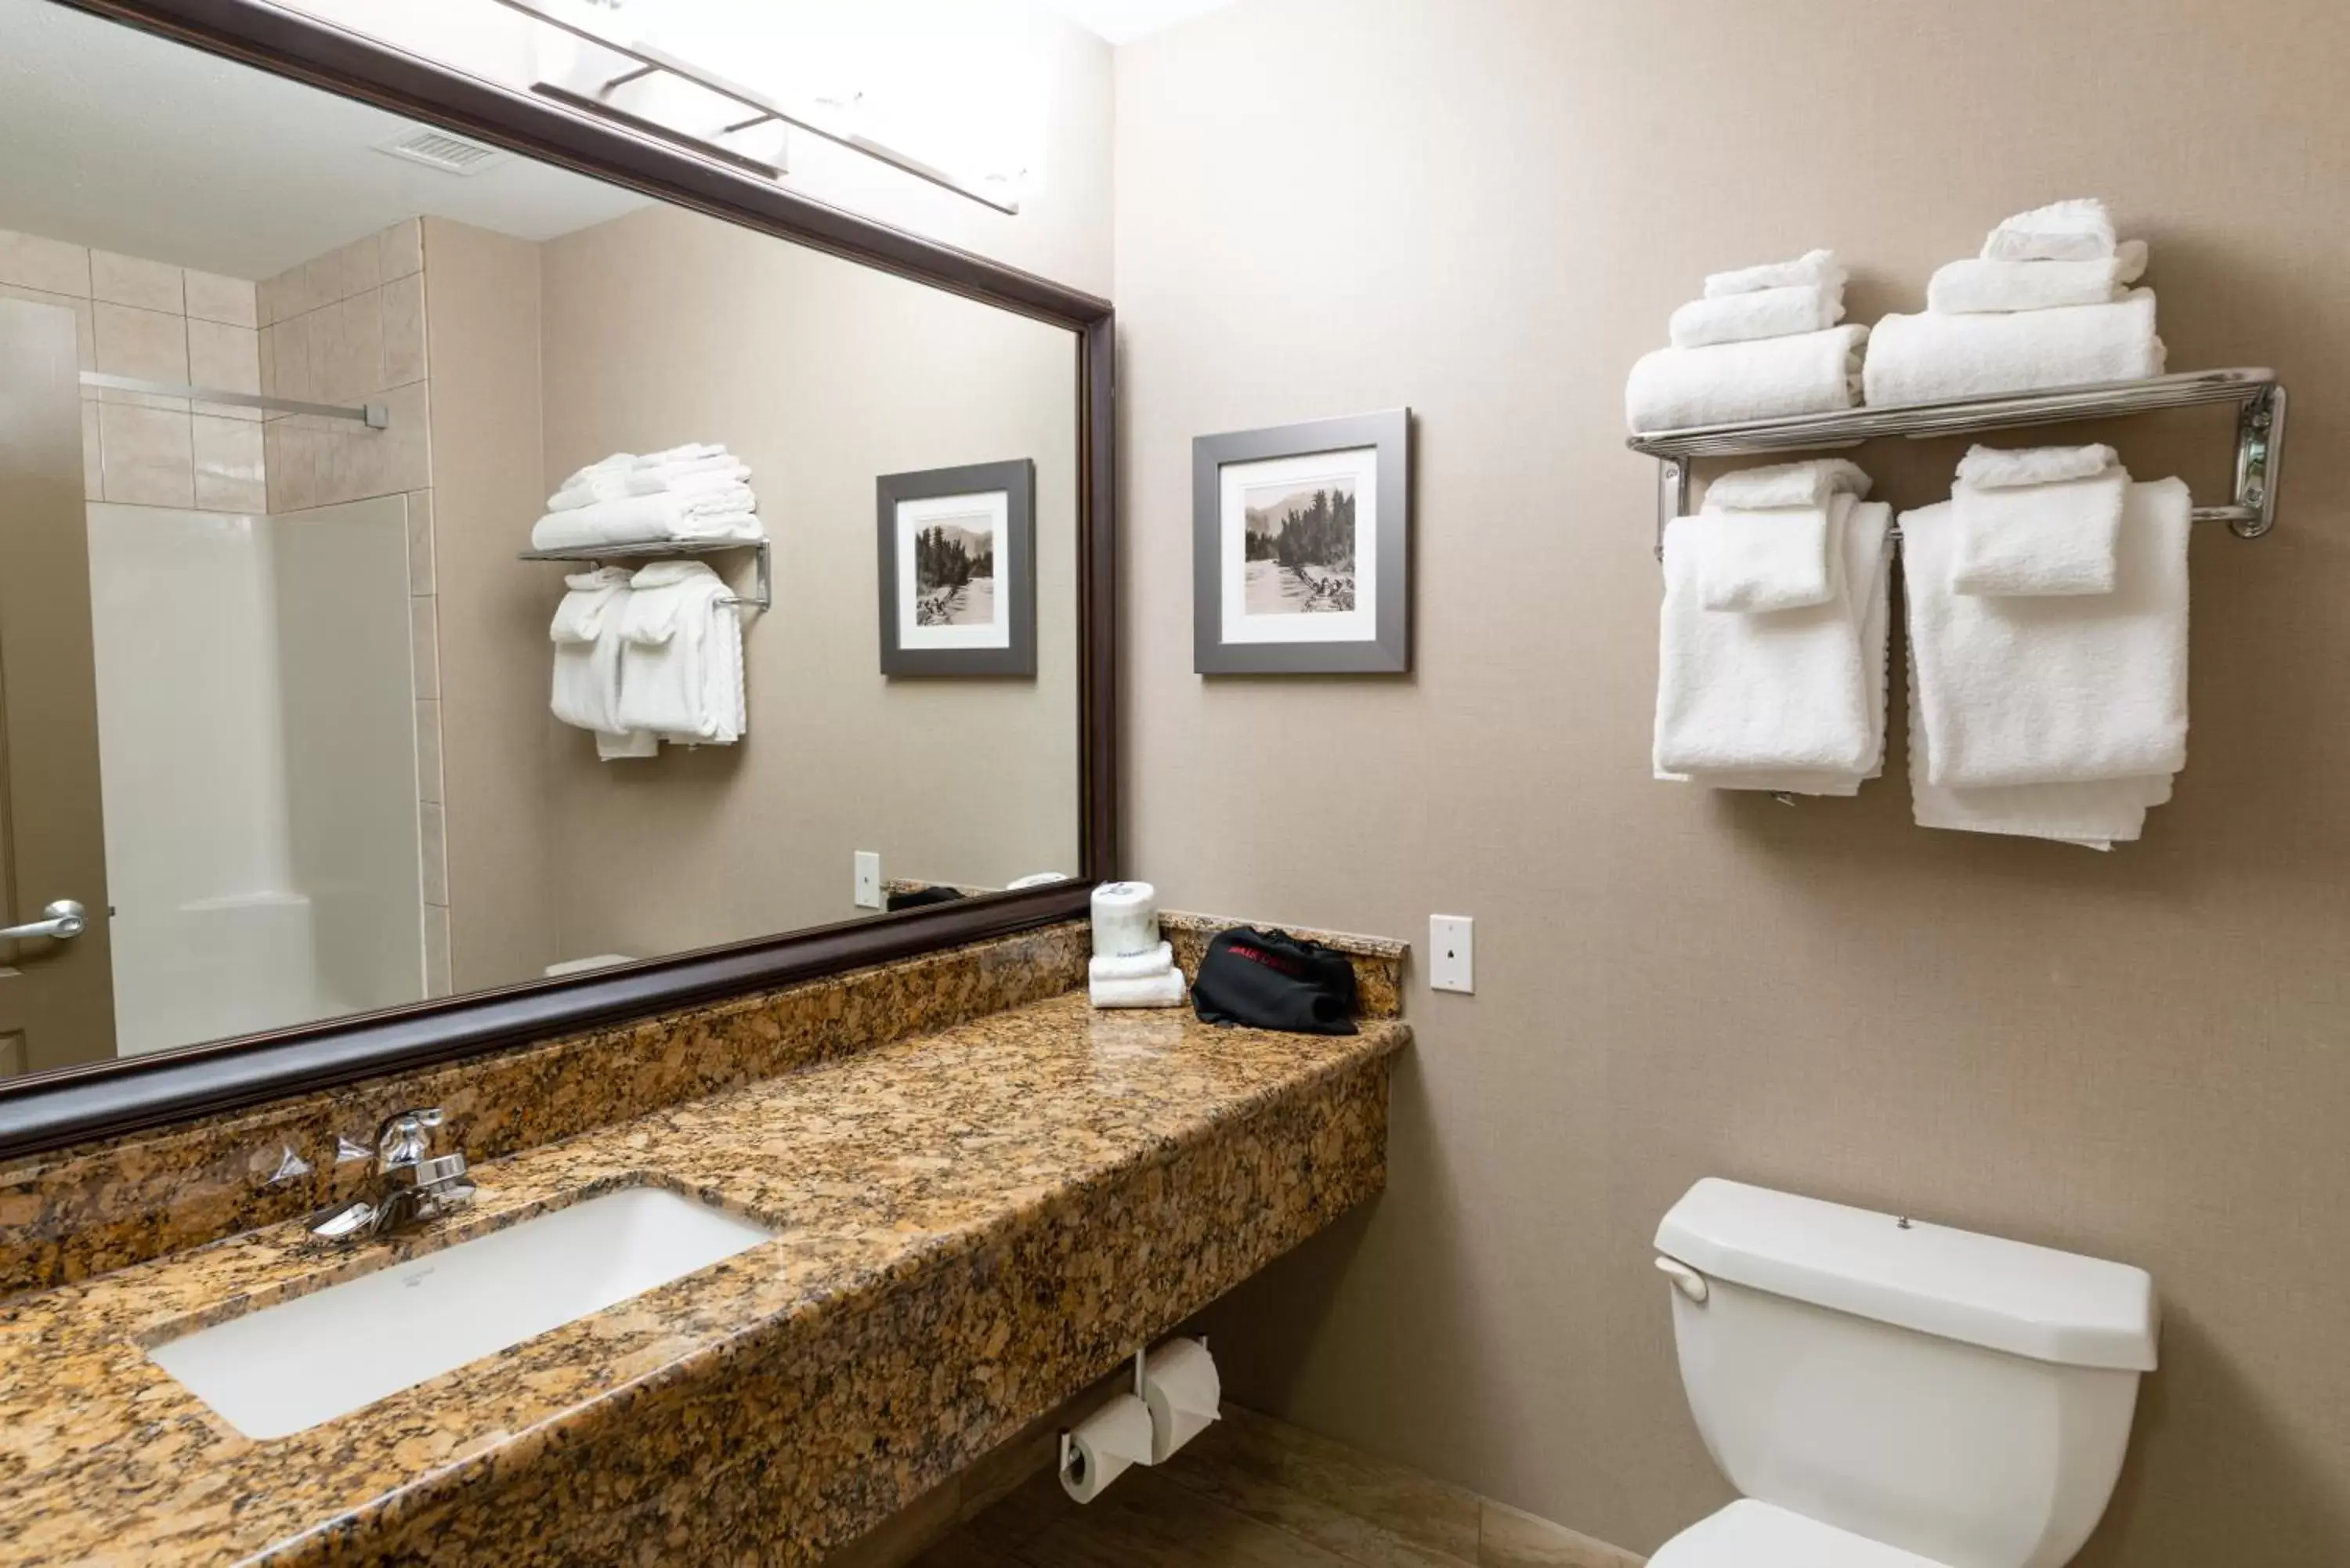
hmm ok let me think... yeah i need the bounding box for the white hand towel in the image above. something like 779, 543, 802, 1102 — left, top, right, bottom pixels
1090, 942, 1177, 983
1902, 480, 2189, 789
1981, 197, 2117, 262
595, 728, 660, 761
1955, 443, 2119, 490
1090, 968, 1188, 1009
616, 562, 745, 743
555, 452, 636, 491
1625, 324, 1867, 432
1653, 506, 1878, 776
1693, 490, 1854, 614
547, 459, 751, 513
550, 569, 635, 738
631, 442, 728, 468
1926, 241, 2149, 314
1668, 284, 1844, 349
530, 490, 765, 551
1863, 291, 2163, 406
1702, 458, 1874, 510
1703, 248, 1848, 298
1907, 666, 2171, 849
1668, 501, 1893, 795
1950, 468, 2130, 598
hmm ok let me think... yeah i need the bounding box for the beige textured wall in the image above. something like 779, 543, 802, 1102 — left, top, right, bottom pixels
536, 205, 1079, 956
1118, 2, 2350, 1561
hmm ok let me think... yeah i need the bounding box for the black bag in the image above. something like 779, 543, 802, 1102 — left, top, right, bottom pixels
1192, 927, 1358, 1035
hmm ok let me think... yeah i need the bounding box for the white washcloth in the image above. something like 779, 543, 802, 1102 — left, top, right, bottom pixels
1951, 467, 2130, 598
1981, 198, 2117, 262
1956, 443, 2119, 490
1090, 942, 1176, 983
1703, 248, 1848, 298
1693, 490, 1854, 614
615, 561, 745, 743
1927, 241, 2149, 314
1902, 479, 2189, 789
549, 568, 637, 739
1090, 968, 1188, 1009
1654, 504, 1879, 776
1668, 284, 1843, 349
1702, 458, 1874, 511
1907, 665, 2172, 849
530, 490, 765, 551
1863, 291, 2163, 406
1626, 324, 1867, 432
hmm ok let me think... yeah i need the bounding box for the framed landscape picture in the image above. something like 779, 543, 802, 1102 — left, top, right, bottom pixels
1192, 409, 1410, 674
877, 458, 1036, 677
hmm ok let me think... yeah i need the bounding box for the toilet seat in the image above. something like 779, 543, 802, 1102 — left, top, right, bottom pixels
1651, 1501, 1951, 1568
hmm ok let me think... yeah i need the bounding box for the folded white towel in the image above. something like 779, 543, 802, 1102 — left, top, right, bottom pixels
1702, 458, 1874, 511
1669, 500, 1894, 796
1926, 241, 2148, 314
1090, 967, 1188, 1010
616, 561, 744, 743
595, 728, 660, 761
1703, 248, 1848, 298
1694, 489, 1854, 614
1951, 467, 2129, 598
550, 568, 637, 738
556, 452, 636, 491
530, 490, 765, 551
1902, 479, 2189, 789
1907, 665, 2171, 849
1626, 324, 1868, 432
547, 458, 751, 513
1955, 443, 2119, 490
1654, 503, 1879, 776
1668, 284, 1844, 349
1863, 291, 2163, 406
631, 443, 727, 468
1981, 198, 2117, 262
1090, 942, 1177, 983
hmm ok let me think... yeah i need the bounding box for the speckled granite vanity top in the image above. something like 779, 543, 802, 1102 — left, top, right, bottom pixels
0, 992, 1406, 1566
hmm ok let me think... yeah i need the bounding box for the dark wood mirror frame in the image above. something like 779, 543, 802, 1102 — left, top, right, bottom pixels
0, 0, 1119, 1159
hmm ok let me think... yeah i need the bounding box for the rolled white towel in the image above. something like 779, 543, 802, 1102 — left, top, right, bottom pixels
1692, 490, 1855, 615
1955, 443, 2119, 490
1703, 248, 1847, 298
1090, 968, 1188, 1010
1981, 197, 2117, 262
1863, 291, 2162, 406
1927, 241, 2148, 314
1701, 458, 1874, 511
1668, 283, 1844, 349
1625, 323, 1867, 432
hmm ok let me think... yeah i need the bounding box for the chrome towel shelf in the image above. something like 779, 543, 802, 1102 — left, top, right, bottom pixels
519, 536, 771, 611
1629, 367, 2287, 556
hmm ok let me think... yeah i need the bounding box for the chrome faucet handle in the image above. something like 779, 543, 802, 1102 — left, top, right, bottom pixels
375, 1107, 447, 1170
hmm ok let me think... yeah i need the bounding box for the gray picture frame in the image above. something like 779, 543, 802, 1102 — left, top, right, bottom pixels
877, 458, 1037, 677
1192, 409, 1411, 674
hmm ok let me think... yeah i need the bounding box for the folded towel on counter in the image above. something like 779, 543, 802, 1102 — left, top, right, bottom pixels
1668, 284, 1843, 349
1693, 489, 1854, 614
530, 490, 765, 550
1950, 451, 2129, 598
1927, 241, 2148, 314
1090, 941, 1177, 983
1626, 323, 1867, 432
1902, 479, 2189, 789
1955, 443, 2120, 490
615, 561, 745, 744
1863, 291, 2163, 406
1907, 666, 2172, 849
1665, 501, 1893, 796
1981, 197, 2117, 262
1089, 968, 1189, 1010
549, 568, 641, 740
1701, 457, 1874, 511
1703, 248, 1848, 298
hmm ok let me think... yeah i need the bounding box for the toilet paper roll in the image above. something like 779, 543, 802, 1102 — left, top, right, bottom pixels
1091, 881, 1161, 959
1141, 1337, 1221, 1464
1060, 1392, 1155, 1503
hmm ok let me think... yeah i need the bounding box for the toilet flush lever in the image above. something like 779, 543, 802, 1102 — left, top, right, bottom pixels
1654, 1255, 1709, 1303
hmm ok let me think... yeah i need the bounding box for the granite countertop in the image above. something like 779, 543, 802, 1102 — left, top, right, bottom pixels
0, 992, 1406, 1566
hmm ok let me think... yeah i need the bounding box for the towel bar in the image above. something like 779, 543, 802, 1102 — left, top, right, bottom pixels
519, 536, 772, 610
1631, 367, 2287, 558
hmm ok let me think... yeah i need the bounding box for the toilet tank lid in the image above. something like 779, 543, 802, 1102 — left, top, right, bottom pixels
1654, 1180, 2158, 1372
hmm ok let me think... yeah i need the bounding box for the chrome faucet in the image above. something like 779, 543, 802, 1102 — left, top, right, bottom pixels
309, 1107, 476, 1242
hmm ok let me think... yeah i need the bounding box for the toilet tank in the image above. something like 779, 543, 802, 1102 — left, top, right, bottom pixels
1655, 1180, 2158, 1568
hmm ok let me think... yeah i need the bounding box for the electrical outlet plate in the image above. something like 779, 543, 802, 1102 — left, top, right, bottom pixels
853, 851, 882, 909
1430, 915, 1473, 994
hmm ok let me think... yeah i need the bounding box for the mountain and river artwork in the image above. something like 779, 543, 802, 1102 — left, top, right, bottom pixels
1242, 478, 1357, 614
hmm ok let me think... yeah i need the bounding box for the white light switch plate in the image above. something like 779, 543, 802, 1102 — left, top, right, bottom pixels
854, 851, 883, 909
1430, 915, 1473, 994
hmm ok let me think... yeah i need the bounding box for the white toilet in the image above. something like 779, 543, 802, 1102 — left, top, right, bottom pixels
1651, 1179, 2159, 1568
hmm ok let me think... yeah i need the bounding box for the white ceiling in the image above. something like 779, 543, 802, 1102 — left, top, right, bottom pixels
0, 0, 649, 283
1036, 0, 1241, 45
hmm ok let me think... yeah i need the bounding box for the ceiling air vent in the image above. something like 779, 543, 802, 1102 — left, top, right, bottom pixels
372, 128, 510, 176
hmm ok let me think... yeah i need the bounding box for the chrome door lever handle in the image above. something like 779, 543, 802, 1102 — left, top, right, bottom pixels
0, 900, 85, 942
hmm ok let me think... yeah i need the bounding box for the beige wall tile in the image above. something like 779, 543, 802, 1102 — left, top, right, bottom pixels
381, 272, 426, 386
419, 801, 448, 905
256, 321, 276, 399
302, 251, 342, 311
97, 403, 193, 508
271, 314, 312, 403
379, 218, 423, 280
254, 269, 280, 327
92, 300, 188, 391
183, 269, 258, 328
89, 249, 182, 313
378, 380, 431, 493
0, 284, 93, 370
338, 235, 383, 299
192, 414, 266, 513
81, 401, 102, 500
1479, 1502, 1643, 1568
0, 229, 90, 296
301, 304, 341, 403
265, 263, 307, 322
188, 318, 262, 421
421, 902, 452, 999
336, 290, 385, 402
415, 699, 444, 805
409, 594, 439, 699
407, 489, 436, 594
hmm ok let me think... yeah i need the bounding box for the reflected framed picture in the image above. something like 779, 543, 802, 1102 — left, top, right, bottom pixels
1192, 409, 1410, 674
877, 458, 1036, 676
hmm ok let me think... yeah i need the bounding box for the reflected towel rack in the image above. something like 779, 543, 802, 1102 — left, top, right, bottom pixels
519, 536, 772, 611
79, 371, 389, 428
1628, 367, 2286, 557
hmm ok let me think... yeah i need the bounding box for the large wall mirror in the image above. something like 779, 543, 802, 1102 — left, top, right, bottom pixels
0, 0, 1111, 1140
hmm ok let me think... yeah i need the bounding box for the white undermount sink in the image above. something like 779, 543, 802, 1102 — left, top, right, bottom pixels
146, 1185, 772, 1440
